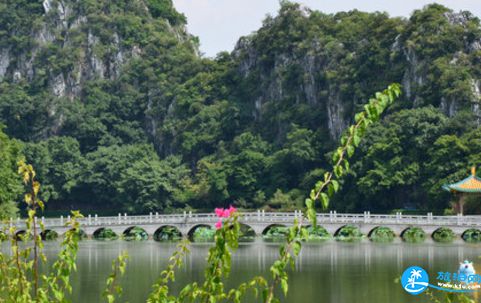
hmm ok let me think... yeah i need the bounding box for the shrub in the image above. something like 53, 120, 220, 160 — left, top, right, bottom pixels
369, 226, 395, 243
462, 229, 481, 243
402, 227, 426, 243
432, 228, 455, 243
335, 225, 363, 242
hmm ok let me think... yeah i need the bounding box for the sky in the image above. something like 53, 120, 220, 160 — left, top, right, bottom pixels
172, 0, 481, 57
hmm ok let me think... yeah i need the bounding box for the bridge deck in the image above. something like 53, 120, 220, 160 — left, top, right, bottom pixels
5, 211, 481, 230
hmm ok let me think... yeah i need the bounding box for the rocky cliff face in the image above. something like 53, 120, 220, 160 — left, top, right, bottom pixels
230, 4, 481, 140
0, 0, 190, 100
1, 1, 480, 150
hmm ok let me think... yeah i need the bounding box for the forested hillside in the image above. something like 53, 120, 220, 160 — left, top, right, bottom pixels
1, 1, 481, 216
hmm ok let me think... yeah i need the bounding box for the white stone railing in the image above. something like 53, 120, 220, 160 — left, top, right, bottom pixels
4, 211, 481, 230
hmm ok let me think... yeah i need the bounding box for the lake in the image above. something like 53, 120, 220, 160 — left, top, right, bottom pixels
39, 239, 481, 303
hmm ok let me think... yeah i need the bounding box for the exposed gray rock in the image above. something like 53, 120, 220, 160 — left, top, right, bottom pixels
42, 0, 52, 13
440, 97, 458, 117
52, 74, 66, 97
0, 49, 10, 79
327, 91, 347, 139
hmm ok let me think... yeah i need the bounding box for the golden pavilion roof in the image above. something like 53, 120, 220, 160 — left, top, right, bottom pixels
443, 167, 481, 193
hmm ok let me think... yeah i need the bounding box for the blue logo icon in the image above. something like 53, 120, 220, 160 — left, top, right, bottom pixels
401, 266, 429, 295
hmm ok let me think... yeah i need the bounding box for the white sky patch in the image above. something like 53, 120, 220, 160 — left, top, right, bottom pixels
172, 0, 481, 57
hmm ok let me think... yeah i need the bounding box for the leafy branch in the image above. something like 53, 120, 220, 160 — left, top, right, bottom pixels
263, 83, 401, 302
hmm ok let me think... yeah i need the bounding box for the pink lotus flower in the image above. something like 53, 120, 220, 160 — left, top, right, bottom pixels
215, 220, 222, 229
227, 205, 237, 215
215, 206, 237, 218
215, 208, 225, 217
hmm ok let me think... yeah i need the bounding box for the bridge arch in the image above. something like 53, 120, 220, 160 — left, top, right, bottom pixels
432, 227, 456, 243
188, 224, 215, 242
123, 226, 148, 241
40, 229, 59, 241
334, 225, 363, 241
262, 224, 288, 241
239, 223, 256, 241
367, 226, 395, 242
154, 225, 182, 241
462, 229, 481, 243
401, 227, 425, 243
93, 228, 118, 240
303, 225, 331, 240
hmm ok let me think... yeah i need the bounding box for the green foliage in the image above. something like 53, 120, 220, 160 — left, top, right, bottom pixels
0, 125, 22, 218
262, 84, 400, 303
335, 225, 363, 242
145, 0, 186, 25
369, 226, 395, 243
462, 229, 481, 243
103, 252, 128, 303
41, 230, 59, 241
154, 226, 182, 242
0, 83, 398, 302
94, 228, 119, 241
191, 226, 215, 242
305, 84, 401, 226
304, 226, 331, 241
402, 227, 426, 243
0, 1, 478, 216
263, 226, 289, 242
432, 227, 455, 243
0, 162, 85, 302
123, 227, 148, 241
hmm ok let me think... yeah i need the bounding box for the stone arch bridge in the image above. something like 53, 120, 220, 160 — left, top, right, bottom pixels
6, 211, 481, 240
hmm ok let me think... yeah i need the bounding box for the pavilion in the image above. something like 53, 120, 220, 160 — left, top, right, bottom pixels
443, 167, 481, 214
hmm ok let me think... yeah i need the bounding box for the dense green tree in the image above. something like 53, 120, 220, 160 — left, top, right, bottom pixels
1, 2, 481, 214
23, 137, 82, 207
338, 107, 449, 211
117, 155, 191, 212
0, 125, 22, 218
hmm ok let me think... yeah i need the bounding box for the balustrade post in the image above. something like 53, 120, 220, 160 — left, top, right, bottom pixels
333, 210, 337, 221
118, 213, 121, 225
257, 210, 261, 220
457, 213, 461, 226
363, 211, 367, 223
189, 211, 192, 218
367, 211, 371, 223
262, 210, 265, 218
156, 212, 159, 220
88, 214, 91, 226
67, 215, 71, 224
149, 212, 153, 223
329, 211, 333, 223
95, 214, 98, 225
16, 217, 20, 226
41, 216, 45, 226
60, 215, 64, 226
124, 213, 127, 224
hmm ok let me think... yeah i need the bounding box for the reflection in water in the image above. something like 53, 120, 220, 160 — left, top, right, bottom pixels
38, 240, 481, 303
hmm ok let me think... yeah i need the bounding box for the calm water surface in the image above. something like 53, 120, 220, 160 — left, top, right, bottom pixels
40, 240, 481, 303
